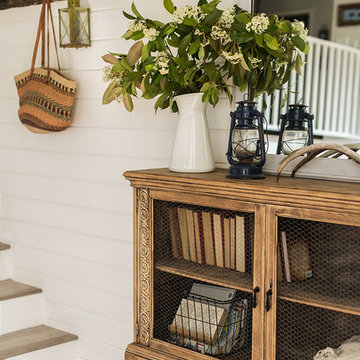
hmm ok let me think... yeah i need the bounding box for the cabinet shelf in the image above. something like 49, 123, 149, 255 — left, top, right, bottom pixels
155, 259, 253, 293
278, 281, 360, 316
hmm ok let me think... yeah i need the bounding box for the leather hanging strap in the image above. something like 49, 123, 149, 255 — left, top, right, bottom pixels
30, 0, 46, 77
30, 0, 61, 78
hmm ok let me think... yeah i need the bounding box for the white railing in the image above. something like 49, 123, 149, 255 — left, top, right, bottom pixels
258, 36, 360, 140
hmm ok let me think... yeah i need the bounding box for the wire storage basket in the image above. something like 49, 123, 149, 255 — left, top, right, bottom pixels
153, 275, 252, 358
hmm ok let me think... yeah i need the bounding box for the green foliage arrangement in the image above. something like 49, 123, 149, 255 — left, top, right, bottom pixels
102, 0, 309, 112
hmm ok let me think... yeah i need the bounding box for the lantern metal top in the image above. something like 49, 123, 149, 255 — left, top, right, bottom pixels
59, 0, 91, 49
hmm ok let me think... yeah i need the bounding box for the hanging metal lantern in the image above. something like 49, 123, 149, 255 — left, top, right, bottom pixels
59, 0, 91, 48
226, 101, 266, 179
276, 104, 314, 155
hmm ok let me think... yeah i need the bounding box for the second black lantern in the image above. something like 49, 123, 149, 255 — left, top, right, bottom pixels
276, 104, 314, 155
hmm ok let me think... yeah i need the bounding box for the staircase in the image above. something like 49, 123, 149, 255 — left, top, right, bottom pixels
0, 243, 77, 360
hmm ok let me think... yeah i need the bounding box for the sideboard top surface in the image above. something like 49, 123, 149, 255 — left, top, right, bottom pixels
123, 168, 360, 212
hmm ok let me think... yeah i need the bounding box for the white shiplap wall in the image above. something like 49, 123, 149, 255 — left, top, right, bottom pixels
0, 1, 250, 359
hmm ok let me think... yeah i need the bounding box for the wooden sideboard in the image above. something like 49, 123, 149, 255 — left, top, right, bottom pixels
124, 168, 360, 360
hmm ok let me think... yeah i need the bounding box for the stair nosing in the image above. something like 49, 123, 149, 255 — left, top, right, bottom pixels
0, 325, 78, 360
0, 279, 42, 302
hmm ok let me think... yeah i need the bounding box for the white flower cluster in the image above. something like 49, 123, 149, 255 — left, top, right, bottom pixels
219, 7, 235, 28
103, 65, 121, 85
210, 25, 231, 44
221, 50, 244, 64
172, 5, 205, 24
292, 19, 308, 40
245, 13, 269, 34
248, 55, 262, 68
143, 27, 159, 41
128, 21, 146, 33
153, 51, 170, 75
128, 22, 159, 41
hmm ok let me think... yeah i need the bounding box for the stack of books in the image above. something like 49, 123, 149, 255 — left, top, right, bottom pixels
169, 283, 249, 355
169, 207, 247, 272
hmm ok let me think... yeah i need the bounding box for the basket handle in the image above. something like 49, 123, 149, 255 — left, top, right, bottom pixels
30, 0, 61, 78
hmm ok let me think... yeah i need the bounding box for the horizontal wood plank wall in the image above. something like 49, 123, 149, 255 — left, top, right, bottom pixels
0, 1, 250, 359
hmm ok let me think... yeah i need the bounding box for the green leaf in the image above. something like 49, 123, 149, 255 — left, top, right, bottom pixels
201, 0, 220, 13
141, 44, 150, 62
292, 36, 306, 52
131, 2, 144, 19
265, 63, 273, 88
126, 41, 144, 66
231, 33, 253, 43
172, 57, 192, 68
200, 82, 211, 92
163, 24, 176, 35
155, 37, 166, 51
102, 54, 119, 65
183, 17, 198, 26
200, 8, 222, 26
168, 60, 180, 82
178, 33, 192, 56
123, 11, 136, 20
198, 45, 205, 60
102, 81, 121, 104
143, 56, 155, 65
163, 0, 174, 13
295, 53, 303, 75
254, 34, 263, 47
277, 20, 290, 32
124, 71, 143, 81
235, 11, 251, 24
112, 61, 125, 73
304, 42, 310, 55
264, 34, 279, 50
155, 93, 167, 111
130, 30, 145, 41
121, 58, 133, 71
123, 93, 134, 111
189, 37, 201, 55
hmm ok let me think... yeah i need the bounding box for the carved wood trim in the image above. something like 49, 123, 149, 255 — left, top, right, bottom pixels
0, 0, 62, 10
137, 188, 152, 346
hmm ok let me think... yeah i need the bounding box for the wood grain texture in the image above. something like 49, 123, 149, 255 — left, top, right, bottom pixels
0, 279, 41, 301
0, 325, 77, 359
0, 0, 62, 10
124, 168, 360, 213
0, 243, 10, 252
155, 259, 252, 293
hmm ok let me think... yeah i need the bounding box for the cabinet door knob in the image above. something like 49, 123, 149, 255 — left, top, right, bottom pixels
252, 286, 260, 308
265, 282, 273, 312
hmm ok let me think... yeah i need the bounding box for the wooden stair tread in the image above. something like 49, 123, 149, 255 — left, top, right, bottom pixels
0, 325, 78, 359
0, 280, 42, 301
0, 243, 10, 252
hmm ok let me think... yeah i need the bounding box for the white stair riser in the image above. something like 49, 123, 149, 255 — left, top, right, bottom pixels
0, 294, 44, 335
0, 250, 12, 280
8, 341, 76, 360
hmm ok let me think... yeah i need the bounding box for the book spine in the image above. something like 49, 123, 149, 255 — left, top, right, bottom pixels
168, 207, 182, 259
223, 217, 230, 269
230, 218, 236, 270
281, 231, 291, 282
193, 211, 203, 264
202, 211, 215, 266
178, 207, 190, 261
186, 209, 197, 263
235, 216, 245, 272
213, 213, 224, 268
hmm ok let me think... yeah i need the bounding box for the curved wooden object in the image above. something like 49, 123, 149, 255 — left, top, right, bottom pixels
276, 143, 360, 182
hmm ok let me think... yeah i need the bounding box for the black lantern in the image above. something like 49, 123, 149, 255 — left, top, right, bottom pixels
226, 101, 266, 179
276, 104, 314, 155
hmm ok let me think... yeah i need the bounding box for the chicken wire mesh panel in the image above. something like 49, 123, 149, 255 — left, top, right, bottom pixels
153, 272, 253, 359
153, 200, 255, 279
276, 217, 360, 360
